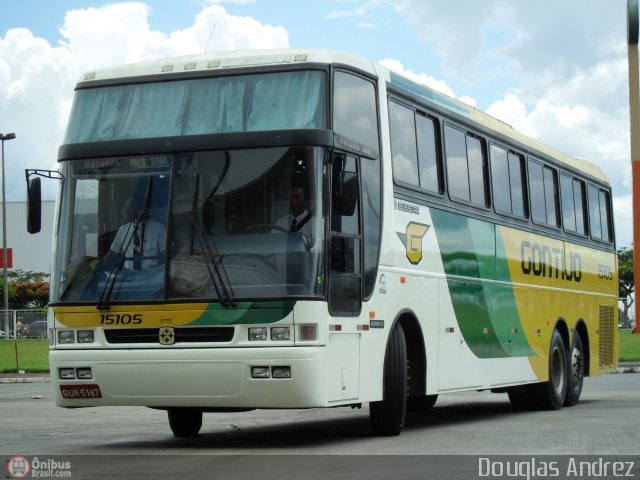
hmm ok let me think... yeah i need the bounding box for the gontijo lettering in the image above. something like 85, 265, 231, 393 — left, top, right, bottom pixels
520, 240, 582, 282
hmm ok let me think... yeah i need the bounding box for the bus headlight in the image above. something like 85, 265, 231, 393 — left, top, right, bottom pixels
58, 331, 75, 344
248, 327, 268, 341
77, 330, 95, 344
270, 327, 290, 341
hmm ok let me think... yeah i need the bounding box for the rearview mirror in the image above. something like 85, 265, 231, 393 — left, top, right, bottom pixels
27, 177, 41, 234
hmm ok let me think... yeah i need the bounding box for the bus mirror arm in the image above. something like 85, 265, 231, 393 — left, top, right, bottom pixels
25, 169, 64, 234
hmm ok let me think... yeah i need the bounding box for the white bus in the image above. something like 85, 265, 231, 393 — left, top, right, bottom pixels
28, 49, 618, 437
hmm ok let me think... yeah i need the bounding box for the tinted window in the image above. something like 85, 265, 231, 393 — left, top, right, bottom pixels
416, 114, 441, 193
508, 152, 525, 217
561, 174, 587, 236
389, 101, 418, 185
467, 136, 486, 206
543, 167, 558, 226
573, 181, 586, 235
588, 185, 602, 239
333, 71, 379, 152
529, 160, 546, 224
445, 125, 470, 202
561, 174, 576, 231
361, 155, 381, 298
491, 145, 511, 213
492, 145, 526, 218
599, 190, 611, 242
529, 159, 558, 227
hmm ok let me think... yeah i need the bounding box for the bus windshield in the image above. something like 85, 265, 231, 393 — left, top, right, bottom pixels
52, 146, 326, 305
64, 70, 326, 143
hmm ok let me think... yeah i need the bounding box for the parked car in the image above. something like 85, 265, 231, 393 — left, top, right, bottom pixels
23, 321, 48, 339
0, 330, 7, 339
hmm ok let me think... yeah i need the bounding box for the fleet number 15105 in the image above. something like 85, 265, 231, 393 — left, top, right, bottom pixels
100, 314, 143, 325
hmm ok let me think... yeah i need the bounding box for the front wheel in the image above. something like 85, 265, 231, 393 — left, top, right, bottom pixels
564, 333, 585, 407
168, 408, 203, 437
369, 323, 407, 436
536, 330, 567, 410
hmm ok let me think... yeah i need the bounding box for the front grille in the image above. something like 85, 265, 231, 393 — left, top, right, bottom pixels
598, 305, 615, 368
104, 326, 235, 344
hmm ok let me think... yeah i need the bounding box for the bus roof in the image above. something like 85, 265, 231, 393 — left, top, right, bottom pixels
78, 48, 608, 184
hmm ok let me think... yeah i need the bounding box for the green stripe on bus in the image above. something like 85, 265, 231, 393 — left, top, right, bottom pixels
189, 301, 296, 325
431, 209, 533, 358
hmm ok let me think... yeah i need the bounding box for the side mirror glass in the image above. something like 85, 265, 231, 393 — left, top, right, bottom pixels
27, 177, 42, 234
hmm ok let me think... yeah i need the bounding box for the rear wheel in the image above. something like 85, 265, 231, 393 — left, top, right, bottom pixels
564, 333, 585, 407
537, 329, 567, 410
369, 323, 407, 436
168, 408, 203, 437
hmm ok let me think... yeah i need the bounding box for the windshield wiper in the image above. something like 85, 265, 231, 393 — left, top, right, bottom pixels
97, 177, 153, 310
189, 173, 235, 308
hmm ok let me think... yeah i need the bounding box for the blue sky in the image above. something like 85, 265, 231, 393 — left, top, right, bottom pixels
0, 0, 634, 246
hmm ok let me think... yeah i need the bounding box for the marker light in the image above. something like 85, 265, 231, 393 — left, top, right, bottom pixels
298, 324, 317, 341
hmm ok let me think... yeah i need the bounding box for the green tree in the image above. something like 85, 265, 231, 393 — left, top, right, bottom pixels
618, 247, 634, 328
0, 270, 49, 310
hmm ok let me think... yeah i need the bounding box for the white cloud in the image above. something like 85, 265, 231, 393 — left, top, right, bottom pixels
379, 57, 472, 104
0, 2, 289, 202
383, 0, 631, 245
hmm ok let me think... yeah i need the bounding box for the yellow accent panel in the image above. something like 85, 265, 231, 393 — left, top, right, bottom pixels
53, 303, 210, 328
499, 227, 618, 379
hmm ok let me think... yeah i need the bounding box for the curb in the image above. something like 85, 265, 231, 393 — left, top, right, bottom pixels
613, 366, 640, 374
0, 376, 51, 384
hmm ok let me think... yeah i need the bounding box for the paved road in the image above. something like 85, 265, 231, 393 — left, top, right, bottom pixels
1, 374, 638, 479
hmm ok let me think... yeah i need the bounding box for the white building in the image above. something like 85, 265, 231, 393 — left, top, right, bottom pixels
0, 201, 56, 275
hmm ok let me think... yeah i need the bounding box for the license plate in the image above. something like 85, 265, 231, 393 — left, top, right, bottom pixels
60, 384, 102, 399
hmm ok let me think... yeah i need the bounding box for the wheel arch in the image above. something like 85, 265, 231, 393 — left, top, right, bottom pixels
393, 309, 426, 397
554, 318, 570, 352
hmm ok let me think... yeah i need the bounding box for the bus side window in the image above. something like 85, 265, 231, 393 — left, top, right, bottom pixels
329, 154, 362, 316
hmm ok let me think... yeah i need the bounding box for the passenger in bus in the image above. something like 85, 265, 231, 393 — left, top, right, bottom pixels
103, 197, 167, 270
275, 185, 314, 245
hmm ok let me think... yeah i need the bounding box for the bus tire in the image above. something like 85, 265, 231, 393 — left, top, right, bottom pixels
564, 332, 584, 407
168, 408, 203, 437
369, 323, 407, 436
407, 394, 438, 412
537, 329, 567, 410
507, 385, 538, 411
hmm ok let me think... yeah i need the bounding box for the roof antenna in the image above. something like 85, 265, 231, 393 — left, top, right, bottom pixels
204, 24, 216, 54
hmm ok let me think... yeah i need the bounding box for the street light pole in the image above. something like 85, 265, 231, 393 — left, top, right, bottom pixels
0, 132, 16, 337
628, 0, 640, 333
